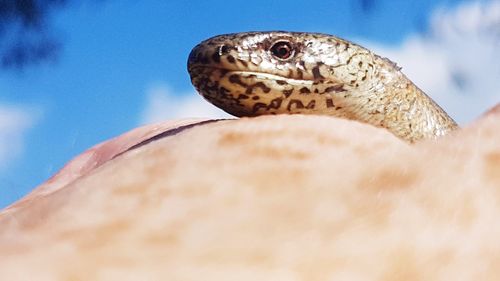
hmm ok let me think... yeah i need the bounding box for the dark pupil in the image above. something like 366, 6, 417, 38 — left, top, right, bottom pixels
278, 47, 288, 56
272, 42, 292, 59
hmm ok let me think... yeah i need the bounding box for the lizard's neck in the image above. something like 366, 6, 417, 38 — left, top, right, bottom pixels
351, 56, 458, 142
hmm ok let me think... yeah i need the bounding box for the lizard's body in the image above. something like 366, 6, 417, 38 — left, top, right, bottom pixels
187, 31, 458, 142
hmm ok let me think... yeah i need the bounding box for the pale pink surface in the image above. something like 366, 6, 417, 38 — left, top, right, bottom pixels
3, 118, 212, 213
1, 104, 500, 280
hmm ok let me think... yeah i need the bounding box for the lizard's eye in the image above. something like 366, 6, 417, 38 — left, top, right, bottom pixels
270, 41, 294, 60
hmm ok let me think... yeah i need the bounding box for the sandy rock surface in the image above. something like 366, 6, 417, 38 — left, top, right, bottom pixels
1, 104, 500, 280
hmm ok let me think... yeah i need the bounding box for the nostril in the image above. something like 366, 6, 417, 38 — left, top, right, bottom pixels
210, 44, 231, 64
219, 44, 230, 55
188, 44, 231, 66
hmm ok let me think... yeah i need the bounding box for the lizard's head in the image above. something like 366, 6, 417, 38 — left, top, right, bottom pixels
187, 31, 375, 117
187, 31, 458, 142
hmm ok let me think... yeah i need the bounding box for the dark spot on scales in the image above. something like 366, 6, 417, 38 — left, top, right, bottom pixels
283, 89, 293, 98
325, 85, 346, 93
239, 60, 248, 67
227, 55, 236, 64
287, 99, 316, 111
245, 82, 271, 95
219, 69, 229, 77
276, 80, 287, 85
218, 86, 230, 97
326, 98, 335, 108
312, 66, 324, 80
204, 82, 219, 95
252, 102, 268, 113
300, 87, 311, 94
229, 74, 247, 87
305, 100, 316, 109
269, 97, 283, 109
254, 82, 271, 93
211, 52, 220, 63
251, 98, 283, 113
296, 69, 304, 80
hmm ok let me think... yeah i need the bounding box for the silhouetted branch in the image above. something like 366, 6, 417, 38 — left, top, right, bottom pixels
358, 0, 375, 13
0, 0, 68, 69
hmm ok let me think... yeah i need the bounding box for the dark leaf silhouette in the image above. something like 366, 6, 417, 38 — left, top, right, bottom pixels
0, 0, 90, 69
359, 0, 375, 12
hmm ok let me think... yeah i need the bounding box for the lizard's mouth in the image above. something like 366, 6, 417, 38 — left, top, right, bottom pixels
188, 65, 314, 92
219, 70, 314, 85
188, 66, 314, 98
188, 64, 343, 97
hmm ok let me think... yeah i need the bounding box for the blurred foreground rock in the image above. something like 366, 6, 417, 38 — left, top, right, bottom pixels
1, 104, 500, 280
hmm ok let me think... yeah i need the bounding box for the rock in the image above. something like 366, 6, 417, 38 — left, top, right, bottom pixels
1, 104, 500, 280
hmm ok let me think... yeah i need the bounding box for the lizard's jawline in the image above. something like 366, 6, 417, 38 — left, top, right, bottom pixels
189, 65, 314, 86
227, 71, 314, 86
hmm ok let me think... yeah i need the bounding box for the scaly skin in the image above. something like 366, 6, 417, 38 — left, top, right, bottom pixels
187, 31, 458, 142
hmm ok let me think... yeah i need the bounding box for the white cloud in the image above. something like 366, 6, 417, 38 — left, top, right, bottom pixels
0, 104, 39, 171
367, 0, 500, 124
140, 83, 232, 125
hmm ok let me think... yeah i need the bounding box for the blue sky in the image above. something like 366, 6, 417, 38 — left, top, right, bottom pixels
1, 0, 499, 208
